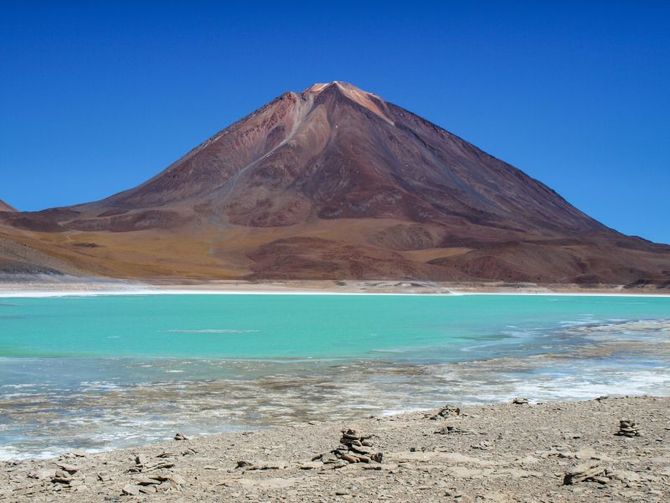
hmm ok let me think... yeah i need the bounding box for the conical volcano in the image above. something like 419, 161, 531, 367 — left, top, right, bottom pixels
1, 82, 669, 284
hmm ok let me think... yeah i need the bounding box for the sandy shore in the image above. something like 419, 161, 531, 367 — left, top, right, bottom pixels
1, 396, 668, 502
0, 277, 669, 297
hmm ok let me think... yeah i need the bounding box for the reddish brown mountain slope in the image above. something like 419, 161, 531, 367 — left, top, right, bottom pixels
0, 199, 16, 212
1, 82, 669, 285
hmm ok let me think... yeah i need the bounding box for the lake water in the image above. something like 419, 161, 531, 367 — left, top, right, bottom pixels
1, 293, 669, 459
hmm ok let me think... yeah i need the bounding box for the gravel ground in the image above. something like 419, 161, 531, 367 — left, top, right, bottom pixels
1, 396, 668, 502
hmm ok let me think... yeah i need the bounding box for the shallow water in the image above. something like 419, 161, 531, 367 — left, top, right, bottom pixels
0, 294, 668, 459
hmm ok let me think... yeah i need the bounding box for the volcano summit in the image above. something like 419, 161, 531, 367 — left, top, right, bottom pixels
1, 82, 669, 285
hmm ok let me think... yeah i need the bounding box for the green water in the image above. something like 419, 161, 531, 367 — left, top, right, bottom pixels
1, 293, 669, 459
2, 294, 669, 359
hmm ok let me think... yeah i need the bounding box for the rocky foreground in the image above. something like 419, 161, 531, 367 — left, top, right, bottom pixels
1, 396, 668, 502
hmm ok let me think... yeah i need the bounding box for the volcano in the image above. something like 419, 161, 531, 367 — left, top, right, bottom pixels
1, 82, 669, 284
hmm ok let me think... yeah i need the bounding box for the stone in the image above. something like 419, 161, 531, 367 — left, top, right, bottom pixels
166, 474, 186, 486
349, 444, 372, 455
236, 460, 254, 469
121, 484, 140, 496
300, 462, 322, 470
51, 471, 73, 485
174, 432, 188, 441
320, 453, 340, 464
512, 397, 529, 405
371, 452, 383, 463
135, 476, 160, 486
341, 453, 359, 463
563, 462, 607, 485
430, 405, 461, 420
148, 461, 175, 470
55, 462, 79, 474
435, 425, 470, 435
28, 469, 56, 480
608, 470, 641, 485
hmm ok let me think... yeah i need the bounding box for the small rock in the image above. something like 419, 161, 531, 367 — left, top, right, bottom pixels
174, 432, 188, 441
147, 461, 175, 471
512, 397, 529, 405
135, 476, 160, 486
55, 462, 79, 474
166, 474, 186, 486
341, 453, 359, 463
300, 462, 322, 470
51, 471, 73, 485
608, 470, 641, 484
236, 460, 254, 469
121, 484, 140, 496
28, 469, 56, 480
435, 425, 470, 435
564, 462, 607, 485
349, 444, 372, 455
371, 452, 383, 463
430, 405, 461, 420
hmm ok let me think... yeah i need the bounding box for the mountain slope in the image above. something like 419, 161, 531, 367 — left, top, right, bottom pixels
1, 82, 669, 285
0, 199, 16, 212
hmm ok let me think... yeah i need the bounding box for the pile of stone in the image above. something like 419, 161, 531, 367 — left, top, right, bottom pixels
50, 462, 79, 487
563, 462, 608, 485
615, 420, 640, 437
121, 453, 185, 495
312, 429, 383, 467
429, 404, 461, 420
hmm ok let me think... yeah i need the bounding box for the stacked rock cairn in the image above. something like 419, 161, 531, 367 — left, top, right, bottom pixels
312, 429, 383, 467
615, 420, 640, 438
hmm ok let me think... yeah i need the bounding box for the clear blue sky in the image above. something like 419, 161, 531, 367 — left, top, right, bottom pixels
1, 1, 668, 243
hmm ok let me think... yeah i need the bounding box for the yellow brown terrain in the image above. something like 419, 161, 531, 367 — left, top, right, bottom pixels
1, 82, 669, 285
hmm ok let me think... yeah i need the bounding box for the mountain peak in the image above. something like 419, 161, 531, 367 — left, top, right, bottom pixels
304, 81, 369, 94
303, 81, 392, 123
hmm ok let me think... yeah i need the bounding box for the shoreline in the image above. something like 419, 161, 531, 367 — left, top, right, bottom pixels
2, 396, 668, 501
0, 278, 669, 298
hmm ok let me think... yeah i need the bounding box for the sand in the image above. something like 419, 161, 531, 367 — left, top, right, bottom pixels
0, 278, 669, 297
1, 396, 668, 502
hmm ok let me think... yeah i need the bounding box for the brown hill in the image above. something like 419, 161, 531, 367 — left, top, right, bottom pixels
0, 199, 16, 212
1, 82, 669, 285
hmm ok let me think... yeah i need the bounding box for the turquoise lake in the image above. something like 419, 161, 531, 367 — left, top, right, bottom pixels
1, 293, 669, 459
